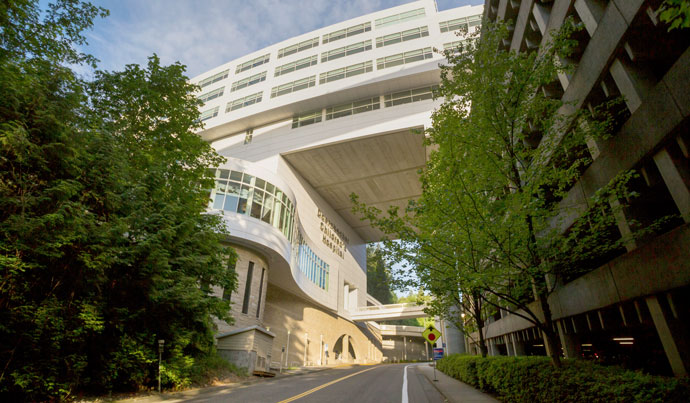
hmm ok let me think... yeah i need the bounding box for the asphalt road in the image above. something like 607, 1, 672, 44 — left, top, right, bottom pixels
177, 364, 446, 403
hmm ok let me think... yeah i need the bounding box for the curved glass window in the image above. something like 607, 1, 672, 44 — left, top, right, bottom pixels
209, 169, 295, 242
297, 236, 329, 291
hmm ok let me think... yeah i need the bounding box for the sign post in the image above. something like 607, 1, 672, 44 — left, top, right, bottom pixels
423, 325, 443, 382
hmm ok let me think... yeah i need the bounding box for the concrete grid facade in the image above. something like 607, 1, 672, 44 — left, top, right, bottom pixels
475, 0, 690, 377
194, 0, 482, 372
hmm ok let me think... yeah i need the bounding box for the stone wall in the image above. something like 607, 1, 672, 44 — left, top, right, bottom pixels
263, 283, 382, 367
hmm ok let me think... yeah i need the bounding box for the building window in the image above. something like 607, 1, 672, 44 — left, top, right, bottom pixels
383, 85, 438, 107
375, 8, 425, 29
319, 61, 373, 84
209, 169, 296, 241
439, 14, 482, 33
322, 22, 371, 44
222, 261, 236, 302
443, 39, 473, 55
376, 47, 433, 70
231, 71, 267, 92
298, 241, 329, 291
275, 55, 318, 77
292, 110, 322, 128
198, 86, 224, 103
270, 76, 316, 98
321, 40, 372, 63
226, 92, 263, 112
244, 129, 253, 144
199, 106, 219, 122
199, 69, 229, 88
235, 54, 270, 74
278, 37, 319, 59
375, 26, 429, 48
256, 267, 265, 318
326, 97, 380, 120
241, 262, 254, 314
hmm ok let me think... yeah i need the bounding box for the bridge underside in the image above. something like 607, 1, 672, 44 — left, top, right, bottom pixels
282, 129, 428, 242
351, 303, 428, 322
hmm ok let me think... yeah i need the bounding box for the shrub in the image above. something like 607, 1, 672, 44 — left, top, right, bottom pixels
436, 355, 690, 403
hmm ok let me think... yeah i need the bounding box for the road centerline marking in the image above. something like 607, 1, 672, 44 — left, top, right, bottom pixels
277, 366, 380, 403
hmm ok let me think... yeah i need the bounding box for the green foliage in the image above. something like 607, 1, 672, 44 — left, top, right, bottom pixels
352, 19, 649, 365
660, 0, 690, 31
366, 244, 395, 304
437, 354, 690, 403
0, 0, 237, 399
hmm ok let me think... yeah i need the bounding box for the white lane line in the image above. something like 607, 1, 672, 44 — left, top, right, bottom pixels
402, 364, 421, 403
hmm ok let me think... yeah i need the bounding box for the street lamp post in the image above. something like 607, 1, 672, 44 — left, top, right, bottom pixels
158, 339, 165, 393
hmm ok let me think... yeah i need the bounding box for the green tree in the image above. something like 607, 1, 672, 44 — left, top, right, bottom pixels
366, 244, 395, 304
660, 0, 690, 30
353, 20, 641, 367
1, 0, 236, 399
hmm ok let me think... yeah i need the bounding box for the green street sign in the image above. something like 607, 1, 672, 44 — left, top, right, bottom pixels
423, 324, 441, 345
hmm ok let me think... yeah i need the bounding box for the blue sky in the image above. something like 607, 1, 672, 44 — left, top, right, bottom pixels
77, 0, 483, 79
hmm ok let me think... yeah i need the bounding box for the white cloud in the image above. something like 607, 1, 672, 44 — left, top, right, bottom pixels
83, 0, 405, 78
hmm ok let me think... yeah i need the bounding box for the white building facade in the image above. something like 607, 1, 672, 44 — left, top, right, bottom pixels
192, 0, 482, 371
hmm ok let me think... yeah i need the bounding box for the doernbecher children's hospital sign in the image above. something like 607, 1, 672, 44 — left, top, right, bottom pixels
317, 209, 348, 259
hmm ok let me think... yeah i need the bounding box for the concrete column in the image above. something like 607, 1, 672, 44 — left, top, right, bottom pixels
343, 284, 349, 312
609, 196, 637, 251
646, 295, 688, 377
319, 334, 323, 366
343, 335, 349, 362
304, 333, 308, 366
653, 147, 690, 223
403, 336, 407, 361
511, 333, 526, 356
505, 335, 514, 356
557, 320, 579, 359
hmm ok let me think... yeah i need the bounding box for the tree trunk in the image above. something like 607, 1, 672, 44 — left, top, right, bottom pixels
538, 294, 562, 367
473, 293, 488, 357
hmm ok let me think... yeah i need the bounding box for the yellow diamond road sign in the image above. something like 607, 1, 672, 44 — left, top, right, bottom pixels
423, 325, 441, 345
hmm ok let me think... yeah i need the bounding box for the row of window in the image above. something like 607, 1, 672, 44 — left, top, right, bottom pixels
236, 54, 270, 74
231, 71, 267, 92
202, 49, 435, 119
198, 86, 224, 103
197, 11, 478, 97
376, 47, 433, 70
278, 37, 319, 59
199, 106, 219, 121
321, 40, 372, 63
291, 85, 437, 129
298, 242, 330, 290
275, 55, 318, 77
323, 22, 371, 44
270, 75, 316, 98
319, 61, 372, 84
443, 39, 474, 54
199, 70, 228, 88
376, 26, 428, 48
439, 14, 482, 33
226, 91, 263, 112
209, 169, 296, 242
375, 8, 425, 29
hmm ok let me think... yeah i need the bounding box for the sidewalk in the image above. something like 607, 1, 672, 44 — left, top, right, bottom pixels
416, 363, 500, 403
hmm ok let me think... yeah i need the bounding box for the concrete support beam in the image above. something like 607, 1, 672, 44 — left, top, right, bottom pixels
510, 0, 535, 51
646, 295, 688, 377
609, 195, 638, 251
532, 2, 550, 34
653, 147, 690, 223
343, 334, 349, 362
609, 57, 656, 114
574, 0, 607, 36
497, 0, 509, 21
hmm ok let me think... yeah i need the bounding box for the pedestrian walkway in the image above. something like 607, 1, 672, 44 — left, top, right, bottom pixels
416, 364, 500, 403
